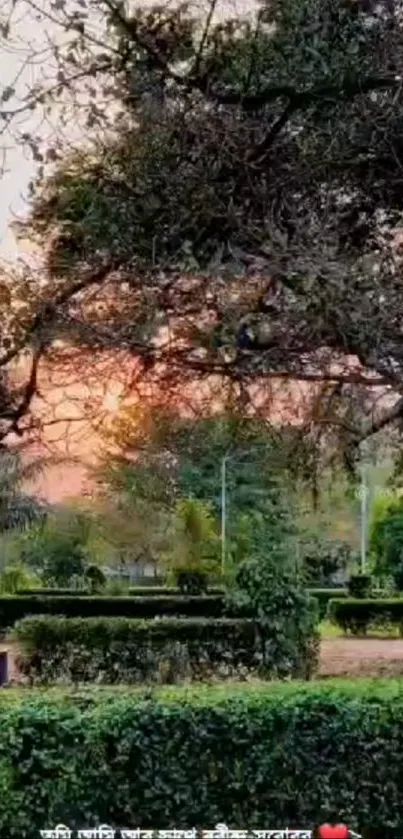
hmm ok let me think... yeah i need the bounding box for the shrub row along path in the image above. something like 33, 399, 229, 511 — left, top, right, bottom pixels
4, 637, 403, 681
320, 637, 403, 677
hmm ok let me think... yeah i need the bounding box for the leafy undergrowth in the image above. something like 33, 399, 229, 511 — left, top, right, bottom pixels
0, 676, 402, 708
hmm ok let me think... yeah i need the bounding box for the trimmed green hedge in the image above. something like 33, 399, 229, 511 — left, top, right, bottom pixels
329, 597, 403, 634
14, 587, 342, 619
307, 588, 346, 620
17, 588, 91, 596
16, 586, 225, 597
0, 595, 226, 631
0, 682, 403, 835
129, 586, 224, 596
13, 616, 270, 684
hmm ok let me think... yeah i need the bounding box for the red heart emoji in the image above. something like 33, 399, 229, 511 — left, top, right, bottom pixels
318, 825, 349, 839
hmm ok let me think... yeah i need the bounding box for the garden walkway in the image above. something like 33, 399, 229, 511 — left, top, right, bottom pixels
320, 637, 403, 677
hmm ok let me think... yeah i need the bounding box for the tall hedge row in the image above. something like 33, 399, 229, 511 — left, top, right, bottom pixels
13, 616, 265, 684
0, 595, 227, 632
0, 682, 402, 836
6, 588, 344, 626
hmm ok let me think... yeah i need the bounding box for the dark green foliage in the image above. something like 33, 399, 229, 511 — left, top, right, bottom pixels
0, 452, 47, 532
307, 588, 347, 620
84, 565, 106, 593
299, 537, 352, 586
19, 525, 88, 586
228, 551, 319, 679
392, 562, 403, 591
175, 569, 208, 594
0, 595, 227, 632
2, 683, 403, 835
347, 573, 372, 599
18, 586, 341, 607
370, 496, 403, 589
13, 616, 262, 685
329, 597, 403, 634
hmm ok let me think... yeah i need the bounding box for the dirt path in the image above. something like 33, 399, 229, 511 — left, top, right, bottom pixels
320, 637, 403, 677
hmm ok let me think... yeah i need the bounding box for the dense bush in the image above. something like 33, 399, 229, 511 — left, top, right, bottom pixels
307, 588, 346, 619
175, 569, 209, 594
18, 513, 89, 585
370, 494, 403, 589
329, 597, 403, 634
13, 616, 266, 684
84, 564, 106, 593
228, 550, 320, 679
1, 682, 403, 836
299, 536, 353, 585
0, 595, 227, 632
0, 564, 38, 595
347, 573, 372, 598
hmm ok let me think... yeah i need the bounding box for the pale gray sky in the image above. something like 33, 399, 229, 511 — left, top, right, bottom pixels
0, 0, 256, 260
0, 2, 55, 259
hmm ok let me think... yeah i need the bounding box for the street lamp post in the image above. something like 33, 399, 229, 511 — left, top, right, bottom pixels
360, 465, 368, 574
359, 437, 376, 574
221, 455, 227, 576
220, 445, 272, 574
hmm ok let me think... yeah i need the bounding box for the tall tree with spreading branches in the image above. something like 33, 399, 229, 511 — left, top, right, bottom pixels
1, 0, 403, 475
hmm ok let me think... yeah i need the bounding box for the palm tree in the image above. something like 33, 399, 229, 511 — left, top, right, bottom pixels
0, 451, 48, 532
169, 498, 220, 572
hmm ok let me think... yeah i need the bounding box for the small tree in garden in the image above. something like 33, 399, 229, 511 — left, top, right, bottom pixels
165, 498, 220, 592
298, 535, 353, 585
17, 509, 90, 587
85, 564, 106, 593
0, 563, 38, 594
370, 494, 403, 589
227, 513, 319, 678
0, 452, 46, 533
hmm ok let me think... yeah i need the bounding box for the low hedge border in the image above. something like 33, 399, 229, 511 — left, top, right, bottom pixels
12, 614, 319, 684
14, 587, 344, 614
0, 683, 402, 836
13, 616, 262, 685
307, 588, 346, 620
0, 595, 227, 632
129, 586, 224, 596
329, 597, 403, 634
17, 588, 92, 596
16, 587, 225, 597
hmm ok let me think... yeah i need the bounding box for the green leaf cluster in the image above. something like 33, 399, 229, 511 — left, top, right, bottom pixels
1, 683, 403, 834
370, 494, 403, 588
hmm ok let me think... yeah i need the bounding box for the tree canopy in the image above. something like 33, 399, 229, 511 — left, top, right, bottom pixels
1, 0, 403, 469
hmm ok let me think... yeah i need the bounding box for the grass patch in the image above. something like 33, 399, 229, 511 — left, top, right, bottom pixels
320, 619, 402, 638
320, 620, 343, 637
